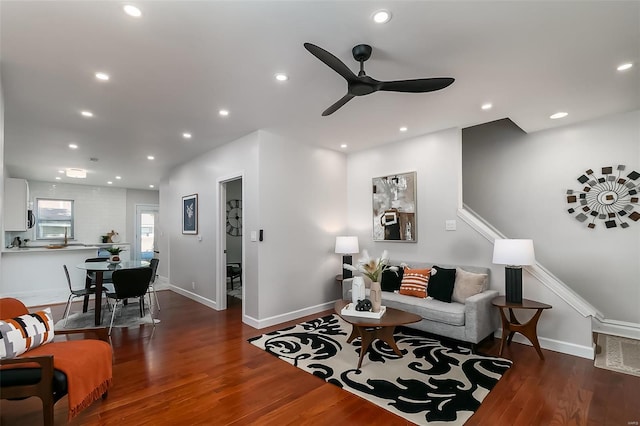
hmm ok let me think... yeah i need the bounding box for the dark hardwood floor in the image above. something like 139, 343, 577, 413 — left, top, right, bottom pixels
2, 291, 639, 425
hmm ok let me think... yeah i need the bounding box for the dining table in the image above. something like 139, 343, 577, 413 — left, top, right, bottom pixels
76, 260, 150, 326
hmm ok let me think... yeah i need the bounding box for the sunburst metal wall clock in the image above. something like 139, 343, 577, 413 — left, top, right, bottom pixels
566, 165, 640, 229
226, 199, 242, 236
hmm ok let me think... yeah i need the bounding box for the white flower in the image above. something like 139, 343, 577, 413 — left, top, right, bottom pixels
343, 250, 396, 282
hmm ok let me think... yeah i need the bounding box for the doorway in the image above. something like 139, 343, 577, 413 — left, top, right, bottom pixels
134, 204, 159, 261
217, 175, 244, 312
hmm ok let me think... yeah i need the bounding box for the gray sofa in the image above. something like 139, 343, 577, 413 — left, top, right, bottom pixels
341, 261, 499, 349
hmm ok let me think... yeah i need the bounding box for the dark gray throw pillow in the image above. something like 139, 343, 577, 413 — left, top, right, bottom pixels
427, 266, 457, 302
381, 267, 403, 292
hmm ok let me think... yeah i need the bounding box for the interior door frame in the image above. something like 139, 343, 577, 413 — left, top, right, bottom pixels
134, 204, 159, 261
216, 173, 244, 312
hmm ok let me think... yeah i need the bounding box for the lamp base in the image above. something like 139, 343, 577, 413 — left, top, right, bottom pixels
342, 255, 353, 279
505, 266, 522, 304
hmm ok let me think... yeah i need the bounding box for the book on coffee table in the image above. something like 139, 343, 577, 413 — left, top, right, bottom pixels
340, 303, 386, 319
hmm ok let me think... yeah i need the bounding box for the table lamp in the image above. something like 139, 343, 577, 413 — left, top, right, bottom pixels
492, 239, 535, 304
335, 236, 359, 279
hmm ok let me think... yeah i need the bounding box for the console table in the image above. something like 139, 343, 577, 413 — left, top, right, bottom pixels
491, 296, 552, 360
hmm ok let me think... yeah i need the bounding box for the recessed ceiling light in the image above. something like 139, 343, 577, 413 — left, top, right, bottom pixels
68, 143, 78, 149
550, 112, 568, 119
340, 144, 348, 149
219, 109, 229, 116
55, 176, 61, 180
80, 110, 93, 117
481, 103, 493, 110
617, 62, 633, 71
149, 184, 155, 188
115, 176, 122, 180
95, 72, 110, 81
372, 10, 392, 24
58, 170, 65, 174
66, 168, 87, 178
107, 181, 113, 185
275, 73, 288, 82
182, 132, 192, 139
147, 155, 155, 160
399, 126, 408, 132
123, 5, 142, 17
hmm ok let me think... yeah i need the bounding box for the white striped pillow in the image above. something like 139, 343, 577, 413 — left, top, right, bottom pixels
398, 267, 431, 298
0, 308, 54, 359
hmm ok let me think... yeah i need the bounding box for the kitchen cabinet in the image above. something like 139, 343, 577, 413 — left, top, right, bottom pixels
4, 178, 29, 231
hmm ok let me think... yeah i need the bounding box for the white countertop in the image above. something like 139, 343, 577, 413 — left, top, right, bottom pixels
1, 245, 102, 254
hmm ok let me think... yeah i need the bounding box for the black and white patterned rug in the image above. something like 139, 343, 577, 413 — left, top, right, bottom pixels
249, 314, 511, 425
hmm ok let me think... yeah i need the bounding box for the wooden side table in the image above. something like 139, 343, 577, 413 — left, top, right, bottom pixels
491, 296, 552, 360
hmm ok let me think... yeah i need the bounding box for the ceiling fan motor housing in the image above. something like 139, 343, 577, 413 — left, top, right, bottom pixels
352, 44, 372, 62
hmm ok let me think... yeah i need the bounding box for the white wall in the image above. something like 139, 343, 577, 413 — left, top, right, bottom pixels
0, 75, 5, 276
463, 111, 640, 324
160, 131, 261, 318
347, 127, 592, 354
257, 131, 347, 320
18, 181, 128, 245
159, 130, 348, 325
4, 182, 159, 248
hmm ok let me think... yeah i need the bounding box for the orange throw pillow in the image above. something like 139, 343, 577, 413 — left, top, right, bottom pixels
399, 267, 431, 298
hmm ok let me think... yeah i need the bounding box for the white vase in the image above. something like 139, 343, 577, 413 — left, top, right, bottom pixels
370, 281, 382, 312
109, 254, 121, 264
351, 276, 366, 305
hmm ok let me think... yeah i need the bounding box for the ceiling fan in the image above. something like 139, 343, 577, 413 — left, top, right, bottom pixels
304, 43, 455, 116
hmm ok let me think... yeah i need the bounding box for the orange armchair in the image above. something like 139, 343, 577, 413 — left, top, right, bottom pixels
0, 298, 113, 425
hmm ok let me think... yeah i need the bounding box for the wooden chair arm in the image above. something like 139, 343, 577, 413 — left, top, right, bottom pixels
56, 327, 110, 343
0, 354, 54, 370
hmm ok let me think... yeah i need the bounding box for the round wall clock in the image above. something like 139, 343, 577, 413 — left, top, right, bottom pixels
566, 165, 639, 229
226, 199, 242, 236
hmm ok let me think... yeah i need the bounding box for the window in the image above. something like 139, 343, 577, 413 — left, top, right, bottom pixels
35, 198, 74, 240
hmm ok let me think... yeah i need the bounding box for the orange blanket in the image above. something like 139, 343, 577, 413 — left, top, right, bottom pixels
22, 340, 113, 419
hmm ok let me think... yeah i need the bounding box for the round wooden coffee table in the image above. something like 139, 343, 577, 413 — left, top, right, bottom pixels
334, 300, 421, 369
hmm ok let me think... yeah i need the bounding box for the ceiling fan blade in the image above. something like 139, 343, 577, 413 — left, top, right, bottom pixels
322, 94, 355, 116
304, 43, 357, 82
379, 77, 455, 93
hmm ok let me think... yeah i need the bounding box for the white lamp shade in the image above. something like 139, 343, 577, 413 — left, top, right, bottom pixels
335, 236, 359, 254
492, 239, 535, 266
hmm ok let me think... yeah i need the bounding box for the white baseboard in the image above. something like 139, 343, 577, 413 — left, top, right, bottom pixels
495, 328, 594, 359
3, 289, 72, 308
592, 317, 640, 340
168, 284, 218, 310
243, 299, 337, 329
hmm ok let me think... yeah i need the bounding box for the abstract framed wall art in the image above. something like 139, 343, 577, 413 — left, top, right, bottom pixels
372, 172, 417, 242
566, 165, 639, 229
182, 194, 198, 234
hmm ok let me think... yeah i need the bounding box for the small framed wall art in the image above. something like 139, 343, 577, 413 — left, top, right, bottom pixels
372, 171, 417, 242
182, 194, 198, 234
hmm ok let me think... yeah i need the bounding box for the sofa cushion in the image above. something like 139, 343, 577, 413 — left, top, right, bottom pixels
0, 308, 54, 359
399, 267, 430, 298
383, 291, 465, 326
427, 266, 457, 303
381, 266, 404, 292
452, 268, 488, 303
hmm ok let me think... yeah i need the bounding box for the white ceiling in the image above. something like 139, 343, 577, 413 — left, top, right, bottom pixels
2, 1, 638, 190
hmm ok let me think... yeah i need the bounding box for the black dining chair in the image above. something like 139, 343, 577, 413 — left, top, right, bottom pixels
147, 258, 160, 311
105, 267, 154, 334
85, 257, 114, 290
62, 265, 109, 326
